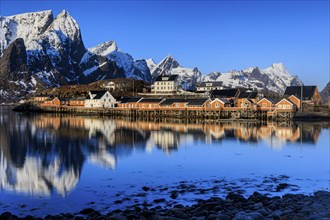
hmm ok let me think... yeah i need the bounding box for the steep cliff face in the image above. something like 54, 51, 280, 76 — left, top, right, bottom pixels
0, 38, 27, 79
0, 38, 40, 102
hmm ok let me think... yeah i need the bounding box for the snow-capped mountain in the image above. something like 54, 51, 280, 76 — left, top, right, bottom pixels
150, 55, 202, 90
202, 63, 303, 93
0, 10, 151, 102
86, 41, 152, 82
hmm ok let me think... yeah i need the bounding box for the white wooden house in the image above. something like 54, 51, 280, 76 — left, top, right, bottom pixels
85, 90, 117, 108
102, 81, 116, 91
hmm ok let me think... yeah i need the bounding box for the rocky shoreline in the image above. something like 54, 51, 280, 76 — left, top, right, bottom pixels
1, 191, 329, 220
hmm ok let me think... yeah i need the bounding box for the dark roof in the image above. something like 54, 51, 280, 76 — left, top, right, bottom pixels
89, 90, 109, 99
238, 91, 258, 99
160, 99, 189, 106
210, 89, 240, 98
284, 86, 317, 99
45, 97, 58, 101
154, 75, 179, 82
259, 97, 276, 104
198, 81, 223, 87
127, 97, 142, 103
267, 98, 277, 104
89, 90, 101, 94
59, 98, 71, 102
186, 98, 209, 106
139, 98, 163, 103
117, 97, 131, 103
35, 94, 51, 98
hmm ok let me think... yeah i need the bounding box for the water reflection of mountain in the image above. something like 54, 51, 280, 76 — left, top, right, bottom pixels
0, 107, 326, 196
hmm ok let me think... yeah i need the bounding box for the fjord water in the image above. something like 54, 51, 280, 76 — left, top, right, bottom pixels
0, 106, 329, 217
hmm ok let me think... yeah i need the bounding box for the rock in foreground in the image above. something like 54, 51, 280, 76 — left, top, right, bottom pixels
1, 191, 329, 219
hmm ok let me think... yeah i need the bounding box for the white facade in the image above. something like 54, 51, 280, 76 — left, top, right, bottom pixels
196, 82, 223, 91
151, 75, 179, 93
85, 91, 117, 108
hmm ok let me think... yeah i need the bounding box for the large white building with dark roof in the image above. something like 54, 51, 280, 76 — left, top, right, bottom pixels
151, 75, 179, 93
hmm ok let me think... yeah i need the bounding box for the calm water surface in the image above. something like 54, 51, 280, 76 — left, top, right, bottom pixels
0, 106, 329, 217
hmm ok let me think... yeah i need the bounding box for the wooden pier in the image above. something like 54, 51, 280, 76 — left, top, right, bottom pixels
14, 104, 295, 121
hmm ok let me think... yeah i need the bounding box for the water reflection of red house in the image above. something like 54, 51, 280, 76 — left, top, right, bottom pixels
257, 126, 272, 139
236, 127, 253, 140
208, 125, 225, 139
275, 127, 300, 142
34, 117, 61, 130
69, 117, 85, 128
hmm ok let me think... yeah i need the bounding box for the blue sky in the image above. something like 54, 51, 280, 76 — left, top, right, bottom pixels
1, 1, 329, 89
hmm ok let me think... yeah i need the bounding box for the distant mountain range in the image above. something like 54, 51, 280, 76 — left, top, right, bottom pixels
0, 9, 310, 102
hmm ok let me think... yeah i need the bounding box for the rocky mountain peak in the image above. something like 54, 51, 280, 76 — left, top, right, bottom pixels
270, 63, 287, 72
88, 41, 118, 57
46, 9, 81, 41
0, 10, 54, 55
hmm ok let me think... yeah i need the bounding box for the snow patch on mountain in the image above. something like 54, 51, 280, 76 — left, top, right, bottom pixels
83, 62, 107, 76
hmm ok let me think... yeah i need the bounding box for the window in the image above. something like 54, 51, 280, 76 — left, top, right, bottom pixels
215, 103, 219, 108
262, 103, 266, 107
176, 103, 180, 107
